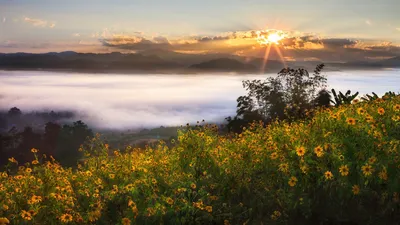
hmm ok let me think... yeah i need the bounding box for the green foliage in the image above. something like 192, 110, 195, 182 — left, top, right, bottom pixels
228, 64, 327, 132
2, 94, 400, 224
361, 92, 379, 102
330, 89, 359, 106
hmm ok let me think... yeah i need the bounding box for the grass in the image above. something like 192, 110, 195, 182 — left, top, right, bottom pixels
1, 96, 400, 225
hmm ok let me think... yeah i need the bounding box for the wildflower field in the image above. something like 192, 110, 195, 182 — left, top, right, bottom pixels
1, 96, 400, 225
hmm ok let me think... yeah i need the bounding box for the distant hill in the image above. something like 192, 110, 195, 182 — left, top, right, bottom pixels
379, 56, 400, 67
244, 58, 286, 73
188, 58, 258, 72
0, 51, 399, 74
0, 52, 182, 72
139, 49, 241, 66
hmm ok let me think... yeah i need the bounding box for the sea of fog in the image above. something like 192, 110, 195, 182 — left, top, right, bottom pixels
1, 69, 400, 130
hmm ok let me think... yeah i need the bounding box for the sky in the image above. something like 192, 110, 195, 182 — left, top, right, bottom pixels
0, 0, 399, 61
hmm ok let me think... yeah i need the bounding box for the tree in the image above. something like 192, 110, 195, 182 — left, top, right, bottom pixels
227, 64, 327, 132
313, 89, 332, 108
7, 107, 22, 117
42, 122, 61, 156
54, 120, 93, 167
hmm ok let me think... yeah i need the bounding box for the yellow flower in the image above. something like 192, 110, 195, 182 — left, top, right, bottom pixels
25, 168, 32, 173
60, 213, 73, 223
122, 218, 131, 225
377, 107, 385, 115
109, 174, 115, 179
314, 146, 324, 157
20, 210, 32, 221
352, 185, 360, 195
394, 104, 400, 111
365, 115, 374, 123
2, 205, 9, 210
31, 148, 38, 153
368, 156, 377, 164
128, 199, 136, 207
361, 164, 374, 176
205, 205, 212, 213
300, 164, 308, 174
288, 176, 297, 187
379, 168, 388, 181
166, 197, 174, 205
357, 107, 366, 115
190, 183, 196, 189
324, 171, 333, 180
0, 217, 10, 225
296, 146, 306, 157
8, 157, 17, 163
278, 163, 289, 173
346, 117, 356, 125
339, 165, 349, 176
125, 184, 134, 191
270, 152, 278, 160
273, 210, 281, 217
224, 219, 230, 225
31, 195, 42, 203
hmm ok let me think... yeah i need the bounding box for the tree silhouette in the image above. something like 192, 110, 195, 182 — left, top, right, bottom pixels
54, 120, 93, 167
227, 64, 327, 132
314, 89, 332, 108
7, 107, 22, 117
42, 122, 62, 156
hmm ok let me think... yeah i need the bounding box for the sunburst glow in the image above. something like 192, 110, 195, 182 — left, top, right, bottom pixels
256, 30, 285, 45
256, 29, 287, 73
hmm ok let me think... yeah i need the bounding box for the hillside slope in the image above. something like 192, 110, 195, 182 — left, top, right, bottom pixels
1, 95, 400, 224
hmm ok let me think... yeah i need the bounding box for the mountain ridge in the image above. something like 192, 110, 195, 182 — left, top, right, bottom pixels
0, 51, 399, 73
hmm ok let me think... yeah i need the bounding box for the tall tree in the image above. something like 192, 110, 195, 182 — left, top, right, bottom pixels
227, 64, 327, 132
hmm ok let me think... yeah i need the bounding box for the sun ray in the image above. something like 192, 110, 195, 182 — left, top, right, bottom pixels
261, 43, 272, 73
274, 45, 287, 68
256, 28, 288, 73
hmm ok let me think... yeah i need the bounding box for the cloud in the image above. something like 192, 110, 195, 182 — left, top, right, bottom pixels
98, 29, 400, 62
72, 33, 81, 37
24, 17, 55, 28
396, 28, 400, 31
365, 20, 372, 26
1, 70, 399, 130
2, 17, 5, 23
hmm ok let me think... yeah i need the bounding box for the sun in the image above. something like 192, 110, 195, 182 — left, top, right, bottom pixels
256, 30, 285, 45
267, 33, 282, 44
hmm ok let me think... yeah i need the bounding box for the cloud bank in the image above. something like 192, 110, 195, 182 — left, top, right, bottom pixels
98, 29, 400, 62
1, 70, 399, 130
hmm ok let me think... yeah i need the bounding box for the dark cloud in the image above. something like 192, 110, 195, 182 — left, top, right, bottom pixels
322, 38, 358, 48
100, 36, 172, 51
